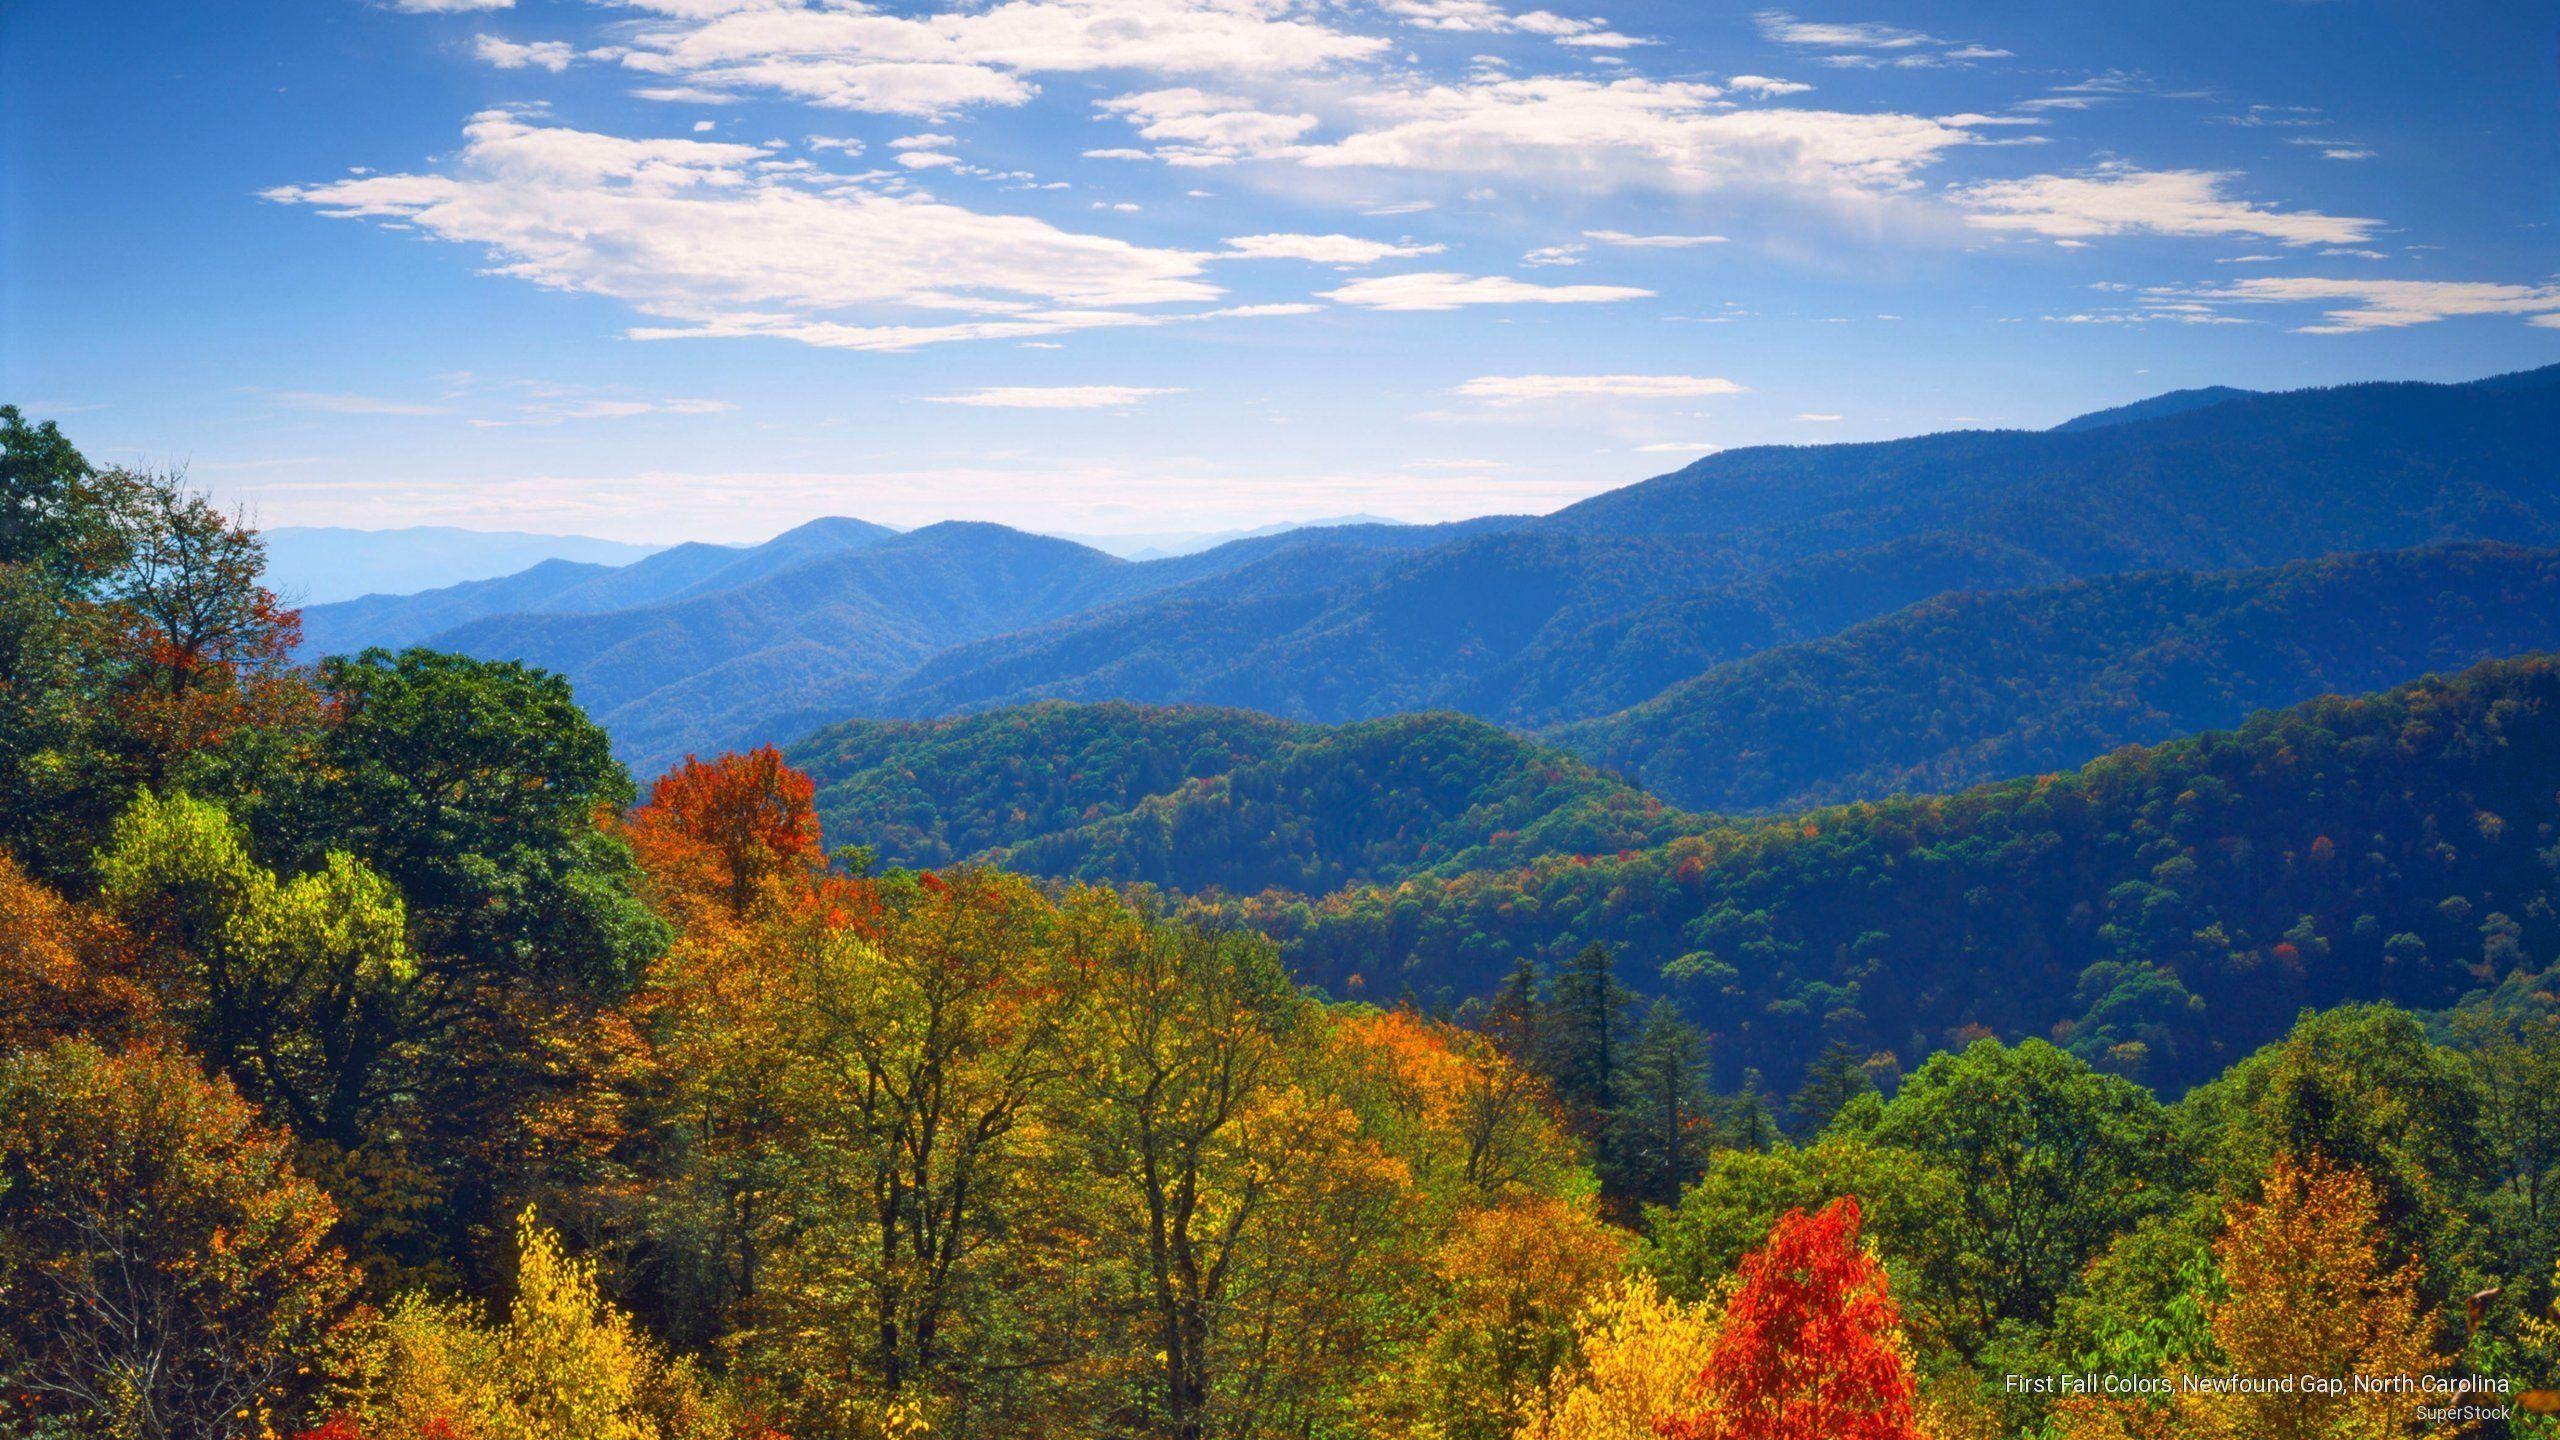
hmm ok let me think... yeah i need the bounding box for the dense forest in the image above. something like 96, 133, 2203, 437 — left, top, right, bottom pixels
13, 401, 2560, 1440
1551, 540, 2560, 812
1243, 652, 2560, 1094
793, 705, 1703, 891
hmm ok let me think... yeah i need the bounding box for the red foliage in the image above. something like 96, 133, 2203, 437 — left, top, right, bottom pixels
290, 1417, 365, 1440
632, 748, 825, 914
1655, 1198, 1922, 1440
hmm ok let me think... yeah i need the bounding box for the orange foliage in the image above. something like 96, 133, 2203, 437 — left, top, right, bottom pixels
0, 849, 159, 1048
628, 748, 824, 918
1656, 1198, 1922, 1440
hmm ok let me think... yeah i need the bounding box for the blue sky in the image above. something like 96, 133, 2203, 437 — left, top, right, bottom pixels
5, 0, 2555, 543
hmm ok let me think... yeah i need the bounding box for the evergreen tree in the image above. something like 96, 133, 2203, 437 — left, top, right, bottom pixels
1541, 941, 1626, 1158
1607, 1000, 1715, 1206
1790, 1039, 1879, 1139
1722, 1068, 1779, 1153
1481, 955, 1544, 1066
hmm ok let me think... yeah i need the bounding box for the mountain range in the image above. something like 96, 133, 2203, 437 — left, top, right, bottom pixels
264, 525, 668, 605
301, 364, 2560, 797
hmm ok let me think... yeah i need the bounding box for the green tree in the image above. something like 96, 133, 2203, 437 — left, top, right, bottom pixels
1790, 1039, 1879, 1139
278, 648, 663, 991
1542, 942, 1625, 1157
1868, 1038, 2176, 1355
1606, 1000, 1713, 1207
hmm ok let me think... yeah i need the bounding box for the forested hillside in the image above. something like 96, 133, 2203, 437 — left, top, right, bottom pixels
1240, 654, 2560, 1096
17, 403, 2560, 1440
909, 368, 2558, 731
1553, 540, 2560, 811
796, 704, 1705, 892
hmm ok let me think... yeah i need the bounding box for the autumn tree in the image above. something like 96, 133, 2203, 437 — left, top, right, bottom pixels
2197, 1153, 2442, 1439
629, 747, 825, 919
745, 869, 1087, 1422
1518, 1277, 1720, 1440
0, 847, 159, 1049
1656, 1198, 1923, 1440
331, 1208, 757, 1440
0, 1039, 359, 1438
1383, 1194, 1629, 1440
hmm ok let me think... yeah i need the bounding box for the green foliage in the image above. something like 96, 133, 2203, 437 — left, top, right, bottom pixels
1868, 1039, 2178, 1355
277, 647, 663, 991
1239, 654, 2560, 1096
1553, 540, 2560, 814
795, 702, 1704, 895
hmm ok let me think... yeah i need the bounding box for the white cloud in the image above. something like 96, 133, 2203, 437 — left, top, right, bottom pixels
1634, 440, 1721, 453
890, 132, 957, 149
268, 390, 455, 416
1521, 244, 1585, 266
1584, 229, 1727, 247
927, 385, 1184, 407
1796, 411, 1843, 421
1455, 373, 1745, 402
2151, 277, 2560, 333
1295, 76, 1983, 198
898, 150, 963, 168
1726, 74, 1812, 97
1953, 165, 2381, 247
1319, 271, 1654, 310
1219, 232, 1444, 263
474, 35, 576, 71
1097, 88, 1319, 163
609, 0, 1387, 117
265, 111, 1222, 352
1386, 0, 1643, 47
473, 396, 735, 426
1755, 12, 1938, 49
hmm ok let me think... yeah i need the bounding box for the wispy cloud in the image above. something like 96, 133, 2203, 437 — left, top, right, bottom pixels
1952, 164, 2381, 247
1318, 271, 1654, 310
265, 111, 1222, 352
927, 385, 1185, 408
267, 390, 454, 416
1455, 374, 1745, 402
1219, 232, 1444, 264
2151, 277, 2560, 333
1584, 229, 1727, 248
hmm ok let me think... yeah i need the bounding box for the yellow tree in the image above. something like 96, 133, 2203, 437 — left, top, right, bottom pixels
2194, 1152, 2443, 1440
335, 1208, 754, 1440
1518, 1277, 1721, 1440
749, 868, 1089, 1426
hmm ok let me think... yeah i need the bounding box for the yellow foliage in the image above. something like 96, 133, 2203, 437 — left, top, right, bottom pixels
339, 1209, 748, 1440
2050, 1152, 2441, 1440
1517, 1276, 1720, 1440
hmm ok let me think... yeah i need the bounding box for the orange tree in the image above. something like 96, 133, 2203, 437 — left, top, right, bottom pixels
1657, 1197, 1923, 1440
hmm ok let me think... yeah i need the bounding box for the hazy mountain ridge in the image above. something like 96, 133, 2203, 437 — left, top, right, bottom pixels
295, 365, 2560, 793
1549, 539, 2560, 812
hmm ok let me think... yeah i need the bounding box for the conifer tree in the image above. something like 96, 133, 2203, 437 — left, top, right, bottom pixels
1606, 1000, 1713, 1206
1790, 1039, 1878, 1138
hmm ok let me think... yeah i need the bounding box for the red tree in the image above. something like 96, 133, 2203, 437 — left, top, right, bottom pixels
631, 748, 825, 915
1656, 1197, 1922, 1440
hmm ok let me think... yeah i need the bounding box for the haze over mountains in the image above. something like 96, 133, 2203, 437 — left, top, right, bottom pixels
264, 526, 667, 605
302, 366, 2560, 811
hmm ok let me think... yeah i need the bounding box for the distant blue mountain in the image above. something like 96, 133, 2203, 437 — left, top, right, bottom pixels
263, 526, 668, 605
2048, 385, 2256, 433
297, 515, 895, 658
